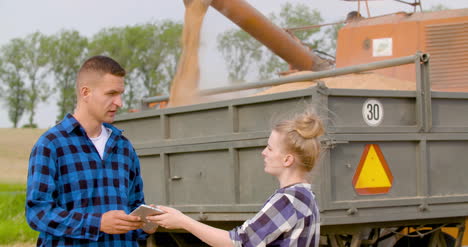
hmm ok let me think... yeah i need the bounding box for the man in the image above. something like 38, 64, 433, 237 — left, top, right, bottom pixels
26, 55, 156, 246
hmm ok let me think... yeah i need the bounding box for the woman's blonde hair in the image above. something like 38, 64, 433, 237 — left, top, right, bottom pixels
273, 111, 324, 171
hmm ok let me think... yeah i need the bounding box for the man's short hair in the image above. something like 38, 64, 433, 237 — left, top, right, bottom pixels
75, 56, 126, 96
77, 55, 126, 79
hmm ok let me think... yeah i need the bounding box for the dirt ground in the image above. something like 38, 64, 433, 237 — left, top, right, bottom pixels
0, 128, 46, 184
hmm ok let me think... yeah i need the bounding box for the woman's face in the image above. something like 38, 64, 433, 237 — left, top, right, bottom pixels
262, 131, 287, 176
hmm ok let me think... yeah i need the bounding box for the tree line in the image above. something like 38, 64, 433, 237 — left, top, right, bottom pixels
0, 20, 183, 128
0, 3, 340, 128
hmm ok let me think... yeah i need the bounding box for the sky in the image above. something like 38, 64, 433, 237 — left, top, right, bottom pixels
0, 0, 467, 128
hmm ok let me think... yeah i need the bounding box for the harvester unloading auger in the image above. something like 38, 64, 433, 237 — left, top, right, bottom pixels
168, 0, 468, 108
168, 0, 333, 107
209, 0, 332, 72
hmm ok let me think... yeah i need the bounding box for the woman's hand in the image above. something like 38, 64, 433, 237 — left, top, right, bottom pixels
146, 205, 189, 230
148, 205, 234, 247
142, 204, 159, 234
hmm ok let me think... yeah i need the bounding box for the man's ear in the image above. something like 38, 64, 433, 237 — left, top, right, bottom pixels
283, 154, 295, 168
80, 86, 91, 102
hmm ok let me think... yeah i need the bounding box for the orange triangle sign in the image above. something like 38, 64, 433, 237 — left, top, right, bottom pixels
352, 144, 393, 195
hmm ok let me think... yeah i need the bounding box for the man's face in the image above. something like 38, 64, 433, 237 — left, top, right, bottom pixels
86, 73, 125, 123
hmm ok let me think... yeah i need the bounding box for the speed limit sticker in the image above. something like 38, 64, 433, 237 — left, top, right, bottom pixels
362, 99, 384, 126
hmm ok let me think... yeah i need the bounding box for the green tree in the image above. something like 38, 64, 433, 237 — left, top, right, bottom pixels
90, 26, 140, 110
261, 3, 323, 79
0, 66, 3, 98
217, 30, 262, 82
0, 42, 27, 128
217, 2, 323, 81
136, 21, 183, 96
270, 2, 323, 44
321, 22, 344, 57
20, 32, 50, 128
46, 30, 88, 121
90, 20, 183, 110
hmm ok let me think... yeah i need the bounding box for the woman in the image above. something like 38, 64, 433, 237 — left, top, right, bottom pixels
148, 111, 324, 247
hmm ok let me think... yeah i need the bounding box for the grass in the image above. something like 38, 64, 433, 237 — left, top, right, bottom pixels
0, 183, 38, 245
0, 129, 43, 245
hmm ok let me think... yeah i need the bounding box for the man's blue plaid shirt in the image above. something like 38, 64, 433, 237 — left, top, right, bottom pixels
26, 114, 147, 246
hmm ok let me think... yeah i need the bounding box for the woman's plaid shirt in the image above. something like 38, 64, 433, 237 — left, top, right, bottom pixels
26, 114, 147, 246
229, 183, 320, 247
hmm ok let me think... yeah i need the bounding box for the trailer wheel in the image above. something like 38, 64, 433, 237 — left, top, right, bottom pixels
393, 230, 455, 247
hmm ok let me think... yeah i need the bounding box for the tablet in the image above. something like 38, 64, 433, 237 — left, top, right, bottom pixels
130, 204, 165, 231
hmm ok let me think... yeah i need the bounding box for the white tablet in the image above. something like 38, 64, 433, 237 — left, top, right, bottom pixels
130, 204, 164, 232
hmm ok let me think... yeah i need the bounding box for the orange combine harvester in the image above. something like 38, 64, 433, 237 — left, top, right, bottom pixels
145, 0, 468, 110
336, 7, 468, 92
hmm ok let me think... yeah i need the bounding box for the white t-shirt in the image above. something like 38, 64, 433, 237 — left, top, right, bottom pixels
90, 125, 111, 159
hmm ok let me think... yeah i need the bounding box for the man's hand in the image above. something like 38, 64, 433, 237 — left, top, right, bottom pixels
100, 210, 144, 234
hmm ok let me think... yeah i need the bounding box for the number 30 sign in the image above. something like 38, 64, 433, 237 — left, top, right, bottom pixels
362, 99, 384, 126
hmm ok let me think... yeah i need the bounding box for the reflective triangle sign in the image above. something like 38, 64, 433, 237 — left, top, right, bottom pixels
352, 144, 393, 195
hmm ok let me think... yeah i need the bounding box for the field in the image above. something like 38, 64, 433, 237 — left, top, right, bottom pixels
0, 128, 45, 246
0, 128, 45, 184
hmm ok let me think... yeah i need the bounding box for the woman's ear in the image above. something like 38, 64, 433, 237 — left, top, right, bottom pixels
283, 154, 295, 168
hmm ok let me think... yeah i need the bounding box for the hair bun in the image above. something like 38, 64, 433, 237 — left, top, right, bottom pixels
294, 112, 324, 139
273, 110, 325, 171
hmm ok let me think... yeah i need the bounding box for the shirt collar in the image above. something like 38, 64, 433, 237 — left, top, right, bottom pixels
278, 183, 312, 193
60, 113, 123, 136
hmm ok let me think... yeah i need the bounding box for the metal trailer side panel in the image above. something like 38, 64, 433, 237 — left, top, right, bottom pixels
113, 54, 468, 230
114, 86, 468, 227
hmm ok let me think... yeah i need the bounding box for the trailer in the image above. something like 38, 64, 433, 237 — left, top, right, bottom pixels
115, 53, 468, 246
